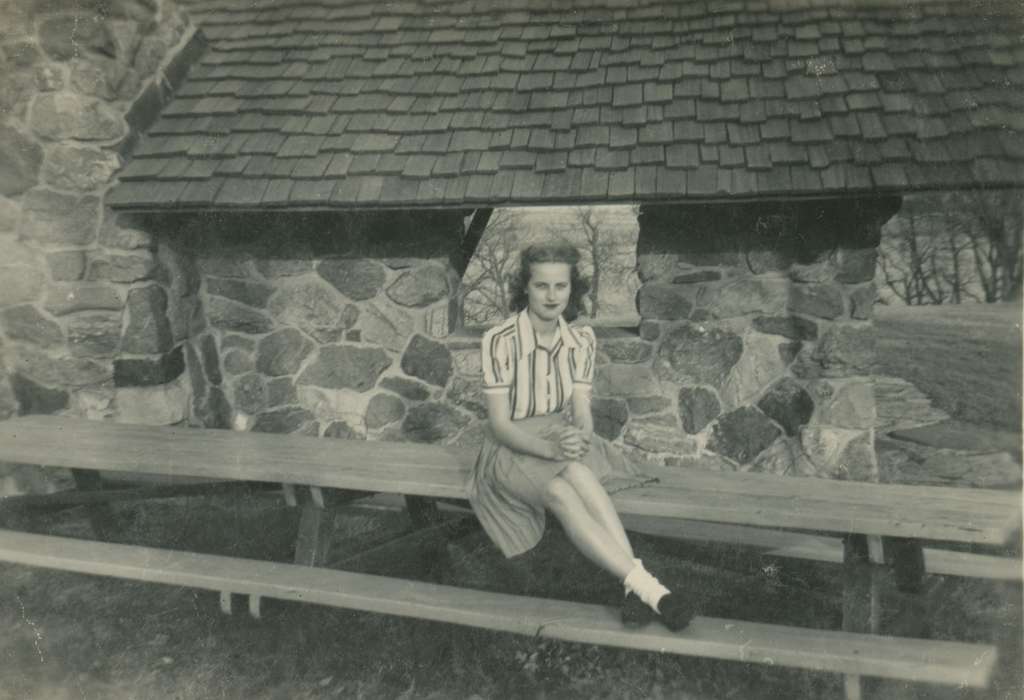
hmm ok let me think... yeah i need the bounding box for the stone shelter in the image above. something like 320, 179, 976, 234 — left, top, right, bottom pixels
1, 0, 1023, 494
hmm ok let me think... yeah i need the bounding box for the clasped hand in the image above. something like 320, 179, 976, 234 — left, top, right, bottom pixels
554, 426, 589, 461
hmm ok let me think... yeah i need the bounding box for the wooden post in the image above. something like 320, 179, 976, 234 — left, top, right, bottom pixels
71, 469, 118, 539
294, 486, 332, 567
405, 496, 443, 529
885, 536, 926, 593
842, 534, 882, 700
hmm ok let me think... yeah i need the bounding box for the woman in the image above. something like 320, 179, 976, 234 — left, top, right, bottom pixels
467, 241, 693, 631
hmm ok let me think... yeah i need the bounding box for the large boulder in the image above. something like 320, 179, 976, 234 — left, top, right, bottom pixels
592, 397, 629, 440
654, 323, 743, 390
0, 305, 63, 346
400, 402, 468, 443
251, 407, 317, 434
9, 373, 68, 414
44, 283, 122, 315
811, 323, 875, 375
594, 364, 660, 398
787, 284, 844, 320
121, 285, 172, 355
0, 124, 42, 196
400, 334, 452, 387
708, 407, 781, 464
267, 277, 355, 344
600, 338, 653, 364
317, 258, 386, 301
623, 414, 698, 456
635, 283, 693, 320
379, 376, 431, 401
365, 392, 406, 428
41, 144, 120, 191
66, 312, 122, 357
358, 300, 415, 353
678, 386, 720, 434
757, 378, 815, 436
0, 268, 45, 307
206, 277, 274, 309
256, 328, 314, 377
205, 296, 274, 334
718, 331, 788, 409
298, 345, 391, 392
31, 92, 126, 141
20, 190, 101, 247
751, 315, 818, 340
38, 14, 116, 61
386, 264, 449, 307
697, 278, 788, 319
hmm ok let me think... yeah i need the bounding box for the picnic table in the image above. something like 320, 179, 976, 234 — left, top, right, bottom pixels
0, 415, 1019, 699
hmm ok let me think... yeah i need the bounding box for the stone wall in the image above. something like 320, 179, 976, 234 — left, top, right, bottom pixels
587, 198, 899, 480
0, 0, 201, 493
133, 210, 473, 442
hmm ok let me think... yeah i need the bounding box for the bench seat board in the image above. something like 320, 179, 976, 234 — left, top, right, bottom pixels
0, 416, 1019, 545
621, 515, 1023, 581
0, 529, 997, 688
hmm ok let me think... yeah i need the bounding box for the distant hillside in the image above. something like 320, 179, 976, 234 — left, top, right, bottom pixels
875, 303, 1022, 431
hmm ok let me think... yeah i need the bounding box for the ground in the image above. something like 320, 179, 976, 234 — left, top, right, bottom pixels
0, 304, 1021, 700
874, 303, 1022, 432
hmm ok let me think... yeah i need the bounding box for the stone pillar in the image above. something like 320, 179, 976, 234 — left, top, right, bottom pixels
0, 0, 200, 494
140, 210, 474, 443
616, 197, 899, 480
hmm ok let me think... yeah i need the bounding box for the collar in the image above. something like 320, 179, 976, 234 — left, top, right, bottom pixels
516, 309, 582, 359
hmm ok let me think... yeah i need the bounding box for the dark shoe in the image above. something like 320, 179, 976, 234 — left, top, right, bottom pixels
621, 591, 656, 628
656, 592, 697, 632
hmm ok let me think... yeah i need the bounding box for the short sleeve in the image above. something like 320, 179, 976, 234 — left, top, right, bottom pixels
570, 326, 596, 387
481, 328, 512, 394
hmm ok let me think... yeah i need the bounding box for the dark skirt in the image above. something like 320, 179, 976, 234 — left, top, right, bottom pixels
466, 412, 653, 558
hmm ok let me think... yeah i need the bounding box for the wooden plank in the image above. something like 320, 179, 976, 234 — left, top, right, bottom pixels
0, 529, 998, 689
614, 486, 1018, 545
2, 481, 278, 510
0, 416, 1019, 545
622, 515, 1023, 581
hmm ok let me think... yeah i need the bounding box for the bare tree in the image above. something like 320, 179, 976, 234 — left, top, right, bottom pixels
944, 190, 1023, 303
456, 209, 521, 326
553, 207, 637, 319
878, 190, 1022, 305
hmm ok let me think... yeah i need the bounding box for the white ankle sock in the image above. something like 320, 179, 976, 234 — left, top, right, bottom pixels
623, 557, 643, 597
623, 562, 670, 613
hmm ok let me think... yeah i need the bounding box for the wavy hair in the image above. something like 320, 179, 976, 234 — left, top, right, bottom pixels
508, 241, 590, 322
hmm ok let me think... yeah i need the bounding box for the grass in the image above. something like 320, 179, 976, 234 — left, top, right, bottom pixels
1, 493, 1021, 700
875, 302, 1022, 431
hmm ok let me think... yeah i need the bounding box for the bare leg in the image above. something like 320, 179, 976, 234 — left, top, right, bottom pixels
542, 476, 634, 580
561, 462, 635, 561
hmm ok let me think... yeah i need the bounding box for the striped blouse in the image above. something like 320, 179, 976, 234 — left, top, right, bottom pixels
481, 310, 596, 420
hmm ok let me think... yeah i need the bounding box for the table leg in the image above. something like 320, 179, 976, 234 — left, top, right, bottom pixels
71, 468, 118, 539
294, 487, 332, 567
405, 496, 442, 528
885, 536, 925, 594
842, 534, 882, 700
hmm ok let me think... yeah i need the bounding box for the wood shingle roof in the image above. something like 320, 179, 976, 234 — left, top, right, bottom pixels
108, 0, 1024, 209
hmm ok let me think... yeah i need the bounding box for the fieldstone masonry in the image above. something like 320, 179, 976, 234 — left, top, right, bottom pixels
126, 210, 469, 444
0, 0, 201, 493
592, 198, 900, 481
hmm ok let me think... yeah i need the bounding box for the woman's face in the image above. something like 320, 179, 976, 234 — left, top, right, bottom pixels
526, 262, 572, 324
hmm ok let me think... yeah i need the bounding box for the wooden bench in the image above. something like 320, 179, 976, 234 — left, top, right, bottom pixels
0, 529, 996, 691
0, 415, 1018, 697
